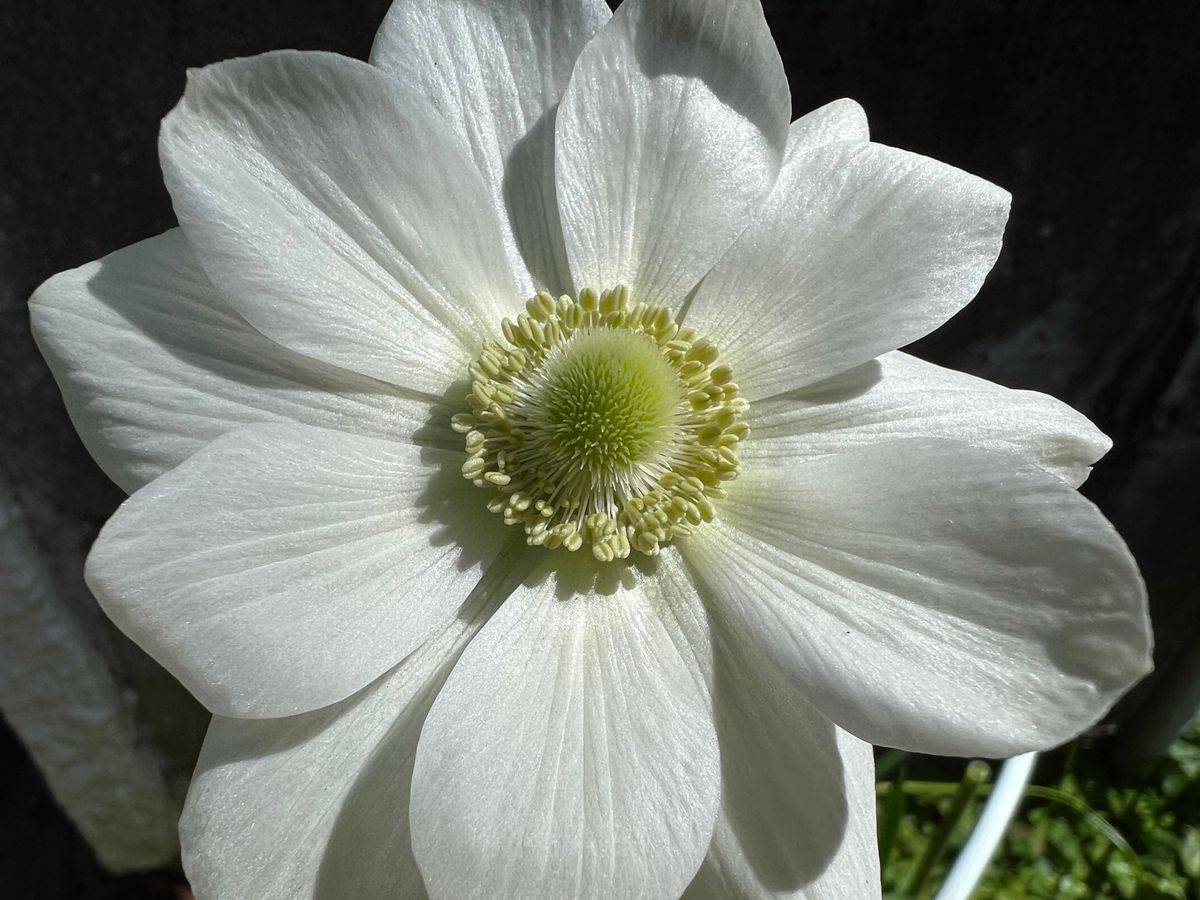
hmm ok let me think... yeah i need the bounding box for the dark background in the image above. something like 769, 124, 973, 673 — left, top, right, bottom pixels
2, 1, 1197, 896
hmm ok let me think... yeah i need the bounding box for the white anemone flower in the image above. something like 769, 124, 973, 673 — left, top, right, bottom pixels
30, 0, 1152, 897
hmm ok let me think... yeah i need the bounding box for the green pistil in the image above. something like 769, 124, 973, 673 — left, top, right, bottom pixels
541, 328, 679, 471
453, 286, 748, 562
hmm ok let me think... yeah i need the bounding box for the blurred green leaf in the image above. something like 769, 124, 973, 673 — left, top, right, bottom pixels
876, 713, 1200, 897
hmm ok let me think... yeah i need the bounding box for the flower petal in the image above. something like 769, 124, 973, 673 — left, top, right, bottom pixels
29, 230, 445, 493
687, 141, 1010, 399
747, 352, 1110, 487
86, 422, 521, 718
684, 613, 881, 899
371, 0, 611, 296
555, 0, 790, 306
685, 439, 1152, 756
160, 50, 520, 395
410, 551, 718, 900
181, 548, 532, 900
785, 98, 870, 159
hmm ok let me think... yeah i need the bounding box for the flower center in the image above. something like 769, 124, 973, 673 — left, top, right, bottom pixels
453, 286, 748, 562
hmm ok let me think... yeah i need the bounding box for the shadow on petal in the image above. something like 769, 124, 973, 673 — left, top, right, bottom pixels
313, 671, 446, 900
547, 548, 649, 601
313, 539, 537, 898
702, 581, 851, 891
629, 0, 787, 146
411, 378, 520, 584
502, 104, 574, 297
763, 358, 884, 407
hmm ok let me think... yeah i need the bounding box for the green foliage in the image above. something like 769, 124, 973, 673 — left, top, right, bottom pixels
878, 716, 1200, 899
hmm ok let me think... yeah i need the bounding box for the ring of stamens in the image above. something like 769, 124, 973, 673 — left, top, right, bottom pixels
452, 286, 748, 562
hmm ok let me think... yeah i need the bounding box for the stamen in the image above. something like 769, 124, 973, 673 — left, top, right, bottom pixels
455, 287, 748, 561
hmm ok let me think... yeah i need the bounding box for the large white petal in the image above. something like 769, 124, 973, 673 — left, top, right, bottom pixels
410, 551, 718, 900
688, 141, 1010, 399
555, 0, 790, 307
747, 351, 1111, 487
371, 0, 611, 296
160, 50, 519, 395
86, 422, 520, 719
684, 614, 881, 899
685, 439, 1152, 756
181, 547, 533, 900
29, 230, 445, 494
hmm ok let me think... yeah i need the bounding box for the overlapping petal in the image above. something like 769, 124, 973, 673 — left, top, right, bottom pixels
784, 98, 870, 160
684, 612, 881, 899
180, 548, 532, 900
29, 229, 445, 493
687, 141, 1010, 399
186, 662, 439, 900
160, 50, 519, 395
371, 0, 611, 296
747, 352, 1111, 487
410, 551, 718, 900
688, 743, 879, 899
555, 0, 791, 307
685, 439, 1151, 756
86, 422, 520, 719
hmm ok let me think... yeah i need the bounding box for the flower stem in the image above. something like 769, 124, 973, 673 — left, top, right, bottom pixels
876, 748, 911, 779
877, 765, 907, 870
903, 760, 991, 898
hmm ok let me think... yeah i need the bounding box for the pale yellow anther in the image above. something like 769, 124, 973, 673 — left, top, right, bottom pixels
501, 318, 518, 345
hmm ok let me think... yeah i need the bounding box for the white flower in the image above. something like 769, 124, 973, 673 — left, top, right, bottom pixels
30, 0, 1151, 897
